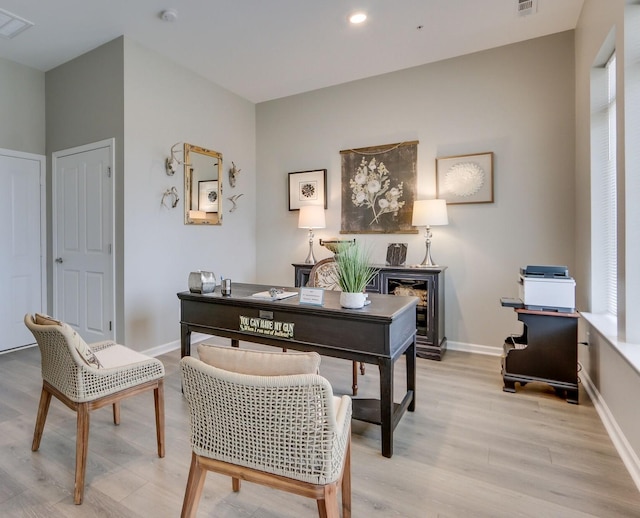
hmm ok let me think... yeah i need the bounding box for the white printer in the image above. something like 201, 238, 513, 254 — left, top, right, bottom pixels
518, 265, 575, 313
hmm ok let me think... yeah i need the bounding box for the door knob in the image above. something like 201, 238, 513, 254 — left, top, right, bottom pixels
55, 257, 63, 263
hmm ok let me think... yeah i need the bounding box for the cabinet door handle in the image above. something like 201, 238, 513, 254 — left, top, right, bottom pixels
55, 257, 63, 263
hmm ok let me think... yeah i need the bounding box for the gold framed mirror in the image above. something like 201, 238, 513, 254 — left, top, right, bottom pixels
184, 143, 222, 225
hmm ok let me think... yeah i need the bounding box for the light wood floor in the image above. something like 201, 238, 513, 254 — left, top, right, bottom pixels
0, 344, 639, 517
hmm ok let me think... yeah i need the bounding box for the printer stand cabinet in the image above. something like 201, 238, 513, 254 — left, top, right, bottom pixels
293, 263, 447, 360
502, 308, 579, 404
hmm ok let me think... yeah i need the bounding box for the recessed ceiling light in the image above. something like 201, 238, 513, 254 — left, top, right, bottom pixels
349, 12, 367, 25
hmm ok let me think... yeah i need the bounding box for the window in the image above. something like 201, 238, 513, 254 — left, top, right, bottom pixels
603, 54, 617, 315
590, 50, 617, 316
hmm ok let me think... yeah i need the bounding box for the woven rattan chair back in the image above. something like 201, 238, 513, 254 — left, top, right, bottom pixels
179, 355, 352, 518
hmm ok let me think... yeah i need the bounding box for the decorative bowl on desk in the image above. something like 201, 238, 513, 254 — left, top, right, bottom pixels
319, 238, 355, 255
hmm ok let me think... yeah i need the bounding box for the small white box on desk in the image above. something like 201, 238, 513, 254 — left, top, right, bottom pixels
518, 265, 575, 313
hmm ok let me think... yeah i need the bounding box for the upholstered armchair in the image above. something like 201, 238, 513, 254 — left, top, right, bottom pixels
24, 313, 165, 504
180, 344, 352, 517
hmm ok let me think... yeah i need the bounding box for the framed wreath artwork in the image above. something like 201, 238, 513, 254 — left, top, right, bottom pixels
436, 152, 494, 204
288, 169, 327, 211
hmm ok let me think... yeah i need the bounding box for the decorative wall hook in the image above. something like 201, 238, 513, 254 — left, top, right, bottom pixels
165, 142, 191, 176
228, 193, 244, 212
161, 186, 180, 209
229, 161, 241, 187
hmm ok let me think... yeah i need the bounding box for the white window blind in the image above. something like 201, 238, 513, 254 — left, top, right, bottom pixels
590, 49, 617, 317
603, 54, 617, 315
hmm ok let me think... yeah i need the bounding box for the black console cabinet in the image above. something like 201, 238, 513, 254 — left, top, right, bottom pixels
502, 308, 580, 403
293, 263, 446, 360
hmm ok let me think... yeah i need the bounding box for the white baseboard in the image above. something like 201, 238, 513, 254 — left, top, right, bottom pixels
142, 332, 225, 358
0, 343, 37, 356
447, 340, 502, 356
580, 365, 640, 492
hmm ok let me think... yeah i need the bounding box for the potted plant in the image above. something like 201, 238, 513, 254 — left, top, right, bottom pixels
334, 241, 378, 308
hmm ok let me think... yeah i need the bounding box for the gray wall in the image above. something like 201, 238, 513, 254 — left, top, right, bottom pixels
43, 36, 257, 350
45, 37, 126, 337
256, 31, 576, 351
122, 39, 257, 351
45, 37, 257, 350
0, 57, 45, 154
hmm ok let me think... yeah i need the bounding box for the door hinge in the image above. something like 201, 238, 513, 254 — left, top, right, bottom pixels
108, 243, 112, 254
107, 166, 112, 178
109, 321, 112, 331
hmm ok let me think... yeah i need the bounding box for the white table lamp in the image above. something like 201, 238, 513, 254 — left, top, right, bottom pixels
298, 205, 326, 264
412, 199, 448, 267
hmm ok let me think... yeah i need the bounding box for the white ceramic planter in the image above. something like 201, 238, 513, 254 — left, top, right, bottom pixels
340, 292, 366, 309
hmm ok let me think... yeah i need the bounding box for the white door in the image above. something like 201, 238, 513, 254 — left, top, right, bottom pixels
0, 149, 46, 352
53, 139, 114, 343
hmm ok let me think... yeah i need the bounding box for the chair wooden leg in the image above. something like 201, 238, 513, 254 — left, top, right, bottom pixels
74, 403, 90, 505
317, 498, 327, 517
342, 437, 352, 518
112, 402, 120, 425
351, 361, 358, 396
318, 483, 339, 518
32, 385, 52, 452
232, 477, 241, 492
359, 362, 365, 376
154, 380, 165, 458
181, 453, 207, 518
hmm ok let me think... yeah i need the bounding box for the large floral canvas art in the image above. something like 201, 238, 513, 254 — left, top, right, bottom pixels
340, 141, 418, 234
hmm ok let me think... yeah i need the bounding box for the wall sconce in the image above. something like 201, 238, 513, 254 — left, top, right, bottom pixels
298, 205, 326, 264
411, 199, 448, 267
165, 142, 190, 176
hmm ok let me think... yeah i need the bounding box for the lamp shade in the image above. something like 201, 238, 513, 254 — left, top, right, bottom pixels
412, 199, 449, 227
298, 205, 326, 229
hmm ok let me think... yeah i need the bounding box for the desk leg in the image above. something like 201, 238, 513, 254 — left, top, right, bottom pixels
181, 324, 191, 358
406, 337, 416, 412
379, 358, 394, 458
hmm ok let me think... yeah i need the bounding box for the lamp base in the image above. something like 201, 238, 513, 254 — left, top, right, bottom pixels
304, 229, 317, 264
419, 227, 438, 267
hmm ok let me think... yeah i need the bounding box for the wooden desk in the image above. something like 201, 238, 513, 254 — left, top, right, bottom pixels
178, 283, 418, 457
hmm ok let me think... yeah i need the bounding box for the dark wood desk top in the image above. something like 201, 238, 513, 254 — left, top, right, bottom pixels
178, 283, 418, 362
178, 282, 418, 323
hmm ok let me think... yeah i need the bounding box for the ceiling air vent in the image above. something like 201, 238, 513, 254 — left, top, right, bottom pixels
0, 8, 34, 39
517, 0, 538, 16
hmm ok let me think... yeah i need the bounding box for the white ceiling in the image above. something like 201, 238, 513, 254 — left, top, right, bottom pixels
0, 0, 584, 103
